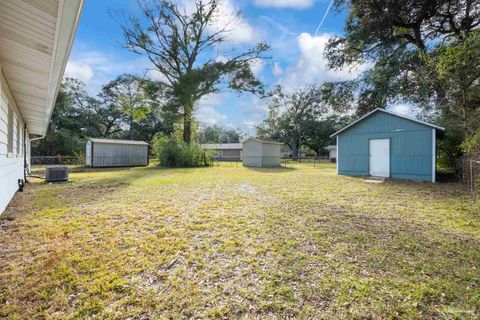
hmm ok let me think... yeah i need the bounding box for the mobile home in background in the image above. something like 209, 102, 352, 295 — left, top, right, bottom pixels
200, 143, 243, 161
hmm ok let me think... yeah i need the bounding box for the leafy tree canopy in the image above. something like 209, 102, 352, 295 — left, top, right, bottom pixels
197, 124, 244, 143
119, 0, 269, 143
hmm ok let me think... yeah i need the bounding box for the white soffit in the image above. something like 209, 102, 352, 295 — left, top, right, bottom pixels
0, 0, 84, 135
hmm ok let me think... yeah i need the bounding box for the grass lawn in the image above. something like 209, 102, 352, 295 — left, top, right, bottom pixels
0, 163, 479, 319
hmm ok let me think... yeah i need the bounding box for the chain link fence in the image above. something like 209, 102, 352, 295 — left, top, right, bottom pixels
211, 156, 333, 168
31, 156, 85, 166
461, 157, 480, 191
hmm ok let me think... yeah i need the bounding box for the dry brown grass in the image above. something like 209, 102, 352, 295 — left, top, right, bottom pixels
0, 163, 479, 319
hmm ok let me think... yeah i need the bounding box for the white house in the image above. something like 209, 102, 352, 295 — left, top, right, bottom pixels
0, 0, 84, 214
242, 137, 283, 167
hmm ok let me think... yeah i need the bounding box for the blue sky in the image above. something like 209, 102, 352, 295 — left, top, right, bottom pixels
66, 0, 410, 134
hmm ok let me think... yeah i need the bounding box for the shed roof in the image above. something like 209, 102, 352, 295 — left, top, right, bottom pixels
242, 137, 283, 145
201, 143, 242, 150
330, 108, 445, 138
89, 138, 149, 146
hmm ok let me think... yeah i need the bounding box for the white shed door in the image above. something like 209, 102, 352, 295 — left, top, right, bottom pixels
369, 139, 390, 177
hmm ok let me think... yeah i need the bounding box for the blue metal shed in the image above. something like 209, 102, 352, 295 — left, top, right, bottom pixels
330, 109, 445, 182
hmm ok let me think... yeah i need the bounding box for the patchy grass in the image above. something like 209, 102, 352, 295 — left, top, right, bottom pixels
0, 163, 479, 319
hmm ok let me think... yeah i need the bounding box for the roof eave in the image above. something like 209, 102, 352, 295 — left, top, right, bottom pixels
40, 0, 84, 136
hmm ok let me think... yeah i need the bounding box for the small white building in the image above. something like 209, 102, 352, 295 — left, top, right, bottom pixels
0, 0, 84, 214
86, 139, 149, 168
242, 137, 283, 167
325, 145, 337, 162
200, 143, 242, 161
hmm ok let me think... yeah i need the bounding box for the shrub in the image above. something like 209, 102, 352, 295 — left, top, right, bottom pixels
153, 135, 211, 167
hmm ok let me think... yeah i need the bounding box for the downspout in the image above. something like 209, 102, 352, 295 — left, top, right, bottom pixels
20, 126, 45, 189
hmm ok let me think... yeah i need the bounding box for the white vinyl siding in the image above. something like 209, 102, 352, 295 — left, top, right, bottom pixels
16, 117, 21, 155
0, 68, 28, 214
7, 103, 13, 154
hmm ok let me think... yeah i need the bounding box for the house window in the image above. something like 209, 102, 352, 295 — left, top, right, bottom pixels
7, 104, 13, 154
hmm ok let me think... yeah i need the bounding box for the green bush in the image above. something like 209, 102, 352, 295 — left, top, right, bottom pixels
153, 135, 211, 167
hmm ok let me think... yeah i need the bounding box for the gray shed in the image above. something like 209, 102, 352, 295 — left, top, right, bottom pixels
86, 138, 149, 168
242, 137, 283, 167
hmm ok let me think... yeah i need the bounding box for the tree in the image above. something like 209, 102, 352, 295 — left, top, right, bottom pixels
63, 78, 125, 138
100, 74, 151, 140
32, 80, 96, 156
266, 85, 326, 160
119, 0, 269, 143
197, 124, 243, 143
437, 30, 480, 133
437, 30, 480, 162
256, 106, 291, 145
302, 116, 349, 156
325, 0, 480, 113
325, 0, 480, 167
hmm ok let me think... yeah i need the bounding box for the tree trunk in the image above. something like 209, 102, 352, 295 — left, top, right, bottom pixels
291, 131, 300, 161
129, 116, 134, 140
183, 103, 193, 144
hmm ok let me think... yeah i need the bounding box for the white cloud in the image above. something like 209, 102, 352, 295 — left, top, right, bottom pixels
146, 69, 167, 82
213, 0, 257, 43
259, 15, 296, 36
196, 106, 227, 124
65, 60, 93, 84
390, 103, 415, 116
253, 0, 316, 9
249, 58, 265, 75
199, 93, 224, 106
243, 120, 257, 129
279, 33, 368, 88
273, 62, 283, 76
181, 0, 257, 44
196, 93, 228, 125
64, 49, 154, 94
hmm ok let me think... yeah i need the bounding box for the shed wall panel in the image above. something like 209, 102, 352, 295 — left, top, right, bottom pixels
242, 140, 262, 167
261, 143, 281, 167
338, 112, 434, 181
91, 142, 148, 167
242, 139, 281, 167
85, 140, 91, 166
